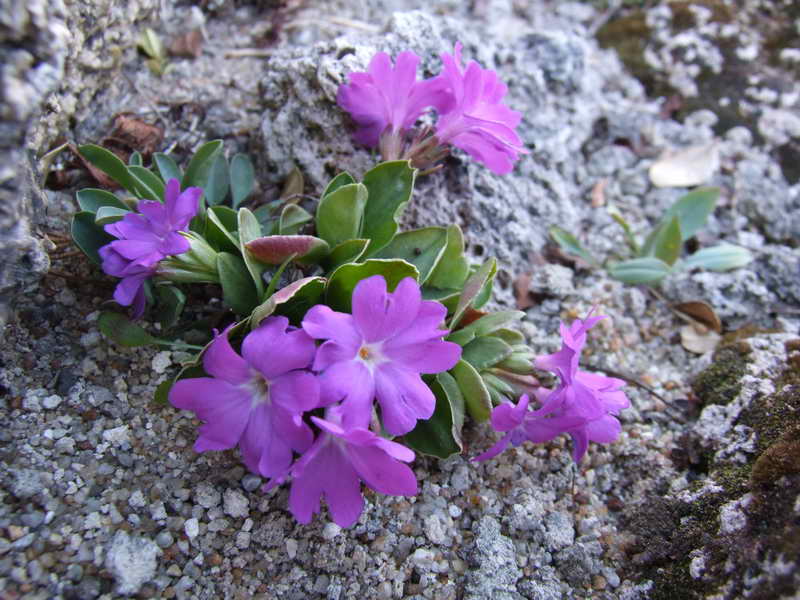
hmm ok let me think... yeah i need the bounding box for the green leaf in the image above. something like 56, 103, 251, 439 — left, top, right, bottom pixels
607, 204, 640, 254
608, 257, 672, 284
98, 311, 159, 347
230, 153, 255, 208
94, 206, 130, 225
450, 359, 492, 422
641, 215, 682, 265
245, 235, 329, 266
492, 327, 526, 346
449, 259, 497, 329
447, 310, 525, 346
403, 372, 464, 458
426, 225, 470, 289
76, 188, 130, 213
71, 211, 114, 265
156, 285, 186, 330
204, 152, 230, 206
315, 182, 367, 247
238, 207, 267, 299
361, 161, 416, 255
153, 153, 182, 184
128, 151, 143, 167
280, 165, 304, 200
205, 205, 240, 253
182, 139, 223, 194
662, 187, 719, 241
127, 165, 165, 201
684, 244, 753, 271
326, 259, 419, 312
549, 225, 597, 266
251, 276, 326, 327
372, 227, 448, 284
279, 204, 313, 235
153, 379, 173, 405
217, 252, 259, 315
321, 172, 355, 199
78, 144, 142, 196
323, 239, 370, 272
137, 28, 166, 60
461, 336, 513, 370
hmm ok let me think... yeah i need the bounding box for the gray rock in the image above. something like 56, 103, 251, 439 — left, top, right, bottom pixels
105, 531, 160, 596
223, 488, 249, 519
194, 481, 221, 509
466, 516, 522, 600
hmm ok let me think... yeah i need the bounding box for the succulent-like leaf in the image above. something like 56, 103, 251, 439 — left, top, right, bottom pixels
205, 205, 240, 253
94, 206, 130, 225
461, 336, 514, 371
217, 252, 259, 315
98, 311, 159, 346
608, 257, 672, 284
279, 204, 313, 235
450, 359, 492, 422
204, 152, 230, 206
426, 224, 470, 290
77, 188, 130, 213
246, 235, 329, 266
238, 207, 267, 299
683, 244, 752, 272
78, 144, 142, 196
71, 211, 114, 265
447, 310, 525, 346
449, 258, 497, 329
251, 276, 326, 327
315, 183, 367, 247
662, 187, 719, 241
230, 153, 255, 207
279, 165, 304, 200
641, 215, 682, 265
549, 225, 597, 266
128, 151, 143, 167
156, 285, 186, 330
153, 153, 182, 184
403, 372, 464, 458
372, 227, 448, 284
127, 165, 164, 201
326, 259, 419, 313
323, 239, 370, 272
361, 161, 416, 255
182, 139, 223, 195
321, 172, 355, 199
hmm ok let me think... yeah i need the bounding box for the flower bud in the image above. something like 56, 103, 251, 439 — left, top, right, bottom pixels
156, 231, 220, 283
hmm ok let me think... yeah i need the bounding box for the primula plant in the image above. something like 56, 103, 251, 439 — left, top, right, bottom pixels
68, 43, 630, 527
550, 187, 753, 285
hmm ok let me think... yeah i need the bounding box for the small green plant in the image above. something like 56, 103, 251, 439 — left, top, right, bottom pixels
137, 28, 170, 76
550, 187, 753, 285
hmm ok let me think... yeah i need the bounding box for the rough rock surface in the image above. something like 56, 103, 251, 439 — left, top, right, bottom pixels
0, 0, 159, 328
1, 1, 798, 599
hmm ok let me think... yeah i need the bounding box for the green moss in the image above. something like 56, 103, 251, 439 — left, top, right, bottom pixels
691, 345, 750, 407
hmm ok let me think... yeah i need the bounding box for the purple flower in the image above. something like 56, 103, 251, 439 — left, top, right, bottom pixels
99, 178, 201, 316
474, 312, 629, 463
430, 42, 527, 174
288, 406, 418, 527
337, 50, 446, 148
301, 275, 462, 436
169, 316, 319, 479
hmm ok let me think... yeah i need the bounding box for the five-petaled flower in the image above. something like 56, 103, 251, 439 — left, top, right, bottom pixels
289, 405, 418, 528
99, 178, 202, 317
301, 275, 462, 435
474, 311, 629, 463
170, 316, 319, 479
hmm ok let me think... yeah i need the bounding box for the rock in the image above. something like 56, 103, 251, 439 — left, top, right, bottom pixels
105, 531, 160, 596
465, 516, 521, 600
184, 518, 199, 539
222, 488, 249, 518
194, 482, 221, 509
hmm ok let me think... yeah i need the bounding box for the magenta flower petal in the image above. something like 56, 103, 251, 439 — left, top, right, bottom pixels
313, 339, 358, 372
242, 317, 316, 379
317, 360, 374, 428
347, 443, 418, 496
351, 276, 420, 343
584, 414, 622, 444
570, 429, 590, 463
472, 433, 514, 462
490, 394, 529, 432
302, 305, 361, 363
382, 339, 462, 374
112, 271, 151, 306
170, 378, 251, 451
382, 300, 448, 348
373, 363, 435, 436
270, 370, 321, 414
165, 178, 203, 230
239, 403, 282, 476
202, 326, 250, 384
289, 437, 363, 527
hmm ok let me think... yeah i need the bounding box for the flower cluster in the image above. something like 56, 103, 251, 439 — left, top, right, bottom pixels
170, 275, 462, 527
99, 178, 201, 317
338, 43, 527, 174
474, 311, 629, 463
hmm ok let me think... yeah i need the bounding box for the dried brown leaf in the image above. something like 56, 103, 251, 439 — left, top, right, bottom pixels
513, 273, 533, 310
109, 114, 164, 156
674, 301, 722, 334
680, 324, 721, 355
591, 178, 608, 207
169, 29, 204, 59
